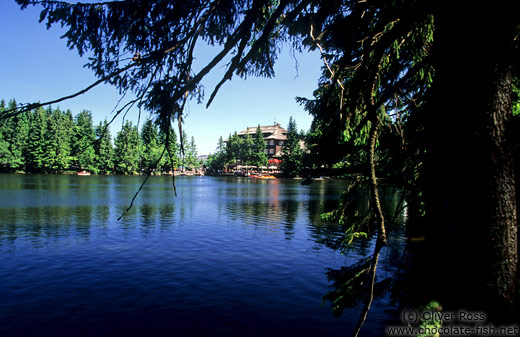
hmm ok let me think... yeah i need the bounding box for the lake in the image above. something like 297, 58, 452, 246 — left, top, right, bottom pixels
0, 174, 406, 337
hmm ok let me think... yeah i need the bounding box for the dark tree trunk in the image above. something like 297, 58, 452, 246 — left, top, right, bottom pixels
486, 61, 518, 314
423, 3, 518, 321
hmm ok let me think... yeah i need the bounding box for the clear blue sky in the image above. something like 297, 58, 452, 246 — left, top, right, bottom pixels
0, 1, 324, 155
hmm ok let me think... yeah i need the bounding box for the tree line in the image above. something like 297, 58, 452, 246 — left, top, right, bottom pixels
206, 116, 305, 177
0, 99, 200, 174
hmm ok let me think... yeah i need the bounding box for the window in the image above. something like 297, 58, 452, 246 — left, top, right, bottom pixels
278, 140, 284, 146
269, 149, 275, 154
270, 140, 275, 145
264, 149, 268, 154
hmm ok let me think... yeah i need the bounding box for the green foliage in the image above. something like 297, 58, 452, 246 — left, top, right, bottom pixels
25, 107, 47, 172
206, 136, 228, 171
185, 135, 200, 169
216, 135, 226, 154
513, 77, 520, 117
139, 118, 161, 171
240, 133, 255, 165
415, 301, 443, 337
178, 130, 200, 170
0, 133, 9, 168
158, 125, 180, 172
72, 110, 96, 171
323, 257, 372, 317
0, 100, 23, 170
42, 107, 73, 173
323, 257, 392, 318
0, 98, 196, 175
281, 116, 303, 177
0, 101, 11, 168
7, 100, 28, 170
206, 152, 227, 172
226, 131, 241, 166
113, 121, 139, 174
320, 181, 374, 250
214, 128, 269, 170
94, 119, 113, 174
252, 125, 268, 167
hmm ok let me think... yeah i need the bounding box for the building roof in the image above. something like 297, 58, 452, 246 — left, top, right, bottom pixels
237, 123, 288, 140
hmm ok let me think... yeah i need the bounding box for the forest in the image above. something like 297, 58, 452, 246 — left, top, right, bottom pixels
0, 98, 200, 175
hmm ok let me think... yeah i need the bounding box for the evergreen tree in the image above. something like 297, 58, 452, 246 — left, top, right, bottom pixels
72, 110, 95, 171
239, 133, 254, 167
42, 107, 73, 173
94, 119, 113, 174
0, 100, 10, 170
158, 124, 180, 172
140, 118, 161, 171
179, 130, 189, 171
57, 109, 74, 172
226, 132, 241, 168
113, 120, 139, 174
3, 99, 29, 171
185, 135, 199, 170
207, 136, 228, 172
0, 131, 9, 170
281, 117, 303, 177
40, 107, 56, 172
25, 107, 47, 172
216, 136, 226, 154
252, 125, 268, 167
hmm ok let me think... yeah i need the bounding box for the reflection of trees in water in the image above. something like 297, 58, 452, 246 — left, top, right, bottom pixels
157, 203, 175, 231
221, 179, 306, 240
94, 205, 110, 227
320, 184, 409, 331
279, 199, 297, 239
323, 234, 407, 314
0, 174, 117, 248
310, 184, 405, 251
139, 204, 157, 236
213, 179, 361, 242
135, 202, 176, 234
0, 205, 96, 247
307, 182, 368, 253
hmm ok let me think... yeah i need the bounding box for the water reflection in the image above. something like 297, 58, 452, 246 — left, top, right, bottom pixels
0, 175, 357, 250
319, 183, 409, 333
0, 174, 405, 337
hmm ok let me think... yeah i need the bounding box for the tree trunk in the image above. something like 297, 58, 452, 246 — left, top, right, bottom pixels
423, 3, 518, 321
486, 61, 518, 314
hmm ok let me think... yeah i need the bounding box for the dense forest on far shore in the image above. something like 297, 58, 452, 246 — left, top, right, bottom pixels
0, 99, 200, 175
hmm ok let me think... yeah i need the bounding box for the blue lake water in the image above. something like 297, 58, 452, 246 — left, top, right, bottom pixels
0, 174, 405, 336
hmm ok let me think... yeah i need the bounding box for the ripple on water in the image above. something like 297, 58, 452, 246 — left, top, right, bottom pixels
0, 175, 405, 337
